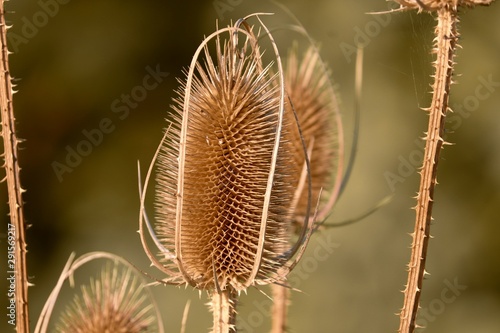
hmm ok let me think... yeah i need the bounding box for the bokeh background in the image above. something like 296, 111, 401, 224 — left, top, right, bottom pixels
1, 0, 499, 332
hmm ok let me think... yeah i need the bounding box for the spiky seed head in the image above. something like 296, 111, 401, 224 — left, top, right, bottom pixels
154, 23, 299, 292
284, 45, 341, 225
55, 263, 157, 333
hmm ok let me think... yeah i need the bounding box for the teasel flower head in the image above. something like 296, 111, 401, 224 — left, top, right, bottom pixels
283, 44, 343, 227
139, 15, 314, 295
34, 252, 163, 333
55, 263, 156, 333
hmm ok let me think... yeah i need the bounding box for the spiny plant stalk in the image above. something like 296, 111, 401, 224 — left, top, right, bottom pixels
399, 6, 458, 333
0, 1, 30, 332
270, 284, 290, 333
210, 289, 238, 333
389, 1, 496, 332
139, 14, 315, 333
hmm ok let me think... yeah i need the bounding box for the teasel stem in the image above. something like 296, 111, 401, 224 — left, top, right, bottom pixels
398, 3, 458, 333
393, 1, 497, 331
0, 1, 30, 332
210, 289, 238, 333
181, 300, 191, 333
270, 284, 289, 332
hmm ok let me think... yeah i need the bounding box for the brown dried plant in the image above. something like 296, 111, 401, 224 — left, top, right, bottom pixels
139, 15, 316, 332
55, 263, 156, 333
284, 45, 343, 226
385, 1, 496, 332
271, 44, 343, 333
0, 1, 30, 332
2, 3, 165, 332
35, 252, 164, 333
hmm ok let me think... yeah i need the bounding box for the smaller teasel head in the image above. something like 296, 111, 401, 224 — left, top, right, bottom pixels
55, 263, 156, 333
283, 44, 343, 226
139, 15, 314, 294
34, 252, 163, 333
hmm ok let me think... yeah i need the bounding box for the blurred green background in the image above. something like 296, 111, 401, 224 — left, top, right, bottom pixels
1, 0, 499, 332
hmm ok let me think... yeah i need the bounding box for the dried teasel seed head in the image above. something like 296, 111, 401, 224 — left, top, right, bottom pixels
152, 21, 306, 293
55, 263, 157, 333
284, 44, 342, 225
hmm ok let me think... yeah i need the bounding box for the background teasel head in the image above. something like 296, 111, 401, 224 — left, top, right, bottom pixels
55, 264, 155, 333
139, 15, 314, 294
34, 252, 163, 333
283, 44, 343, 226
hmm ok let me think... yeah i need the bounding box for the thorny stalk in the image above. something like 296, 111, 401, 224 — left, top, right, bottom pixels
270, 284, 289, 333
399, 7, 457, 333
0, 1, 30, 332
210, 289, 238, 333
389, 1, 496, 332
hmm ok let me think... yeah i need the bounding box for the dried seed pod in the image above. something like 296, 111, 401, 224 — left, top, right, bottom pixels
269, 40, 343, 333
137, 17, 316, 332
34, 252, 163, 333
144, 18, 311, 294
284, 44, 342, 225
55, 263, 156, 333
